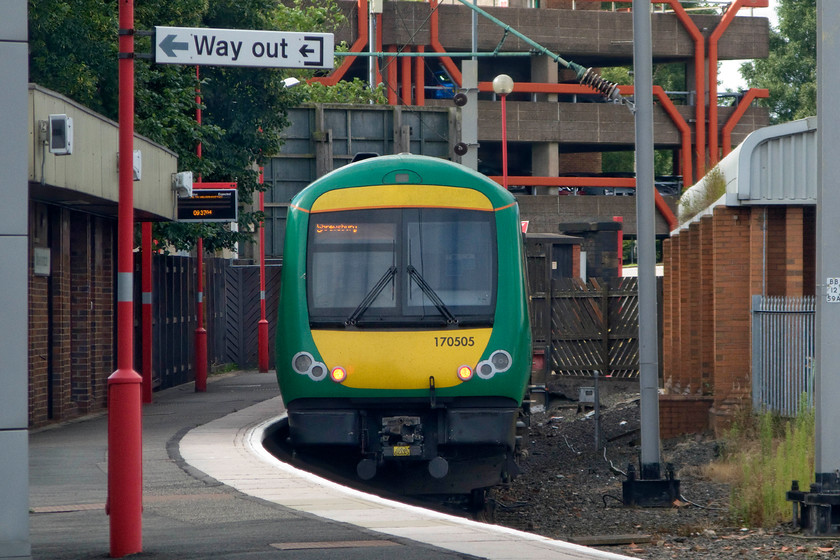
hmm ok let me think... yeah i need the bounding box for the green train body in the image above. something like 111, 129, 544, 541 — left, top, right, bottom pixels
275, 154, 531, 493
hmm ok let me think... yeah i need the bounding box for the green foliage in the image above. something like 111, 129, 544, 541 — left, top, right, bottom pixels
29, 0, 346, 254
678, 165, 726, 224
303, 78, 387, 105
740, 0, 816, 123
724, 396, 815, 527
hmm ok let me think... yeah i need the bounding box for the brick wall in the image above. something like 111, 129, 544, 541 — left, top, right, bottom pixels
659, 395, 714, 439
28, 202, 115, 428
663, 203, 815, 435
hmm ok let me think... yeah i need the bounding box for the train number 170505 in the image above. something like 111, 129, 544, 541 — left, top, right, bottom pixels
434, 336, 475, 347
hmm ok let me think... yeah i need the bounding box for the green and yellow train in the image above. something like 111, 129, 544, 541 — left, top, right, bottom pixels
276, 154, 531, 496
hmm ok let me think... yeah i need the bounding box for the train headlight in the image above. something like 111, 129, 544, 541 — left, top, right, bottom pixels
457, 365, 473, 381
330, 366, 348, 383
292, 351, 329, 381
475, 350, 513, 380
293, 352, 313, 373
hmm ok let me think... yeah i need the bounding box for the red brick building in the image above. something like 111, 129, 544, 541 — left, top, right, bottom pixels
27, 86, 177, 427
661, 118, 817, 436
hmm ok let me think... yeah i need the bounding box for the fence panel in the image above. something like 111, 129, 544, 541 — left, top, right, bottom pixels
751, 295, 815, 417
547, 277, 641, 382
224, 264, 282, 369
134, 255, 229, 391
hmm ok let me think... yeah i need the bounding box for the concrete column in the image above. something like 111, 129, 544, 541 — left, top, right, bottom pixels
531, 143, 559, 195
0, 0, 31, 557
530, 55, 557, 102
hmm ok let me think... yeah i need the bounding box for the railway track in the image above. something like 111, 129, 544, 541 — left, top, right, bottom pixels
262, 417, 499, 520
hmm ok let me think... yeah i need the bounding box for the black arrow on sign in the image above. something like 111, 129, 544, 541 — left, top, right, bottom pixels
159, 34, 189, 58
301, 36, 324, 67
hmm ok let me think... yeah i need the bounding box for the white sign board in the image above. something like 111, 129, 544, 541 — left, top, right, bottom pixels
155, 26, 334, 69
827, 277, 840, 303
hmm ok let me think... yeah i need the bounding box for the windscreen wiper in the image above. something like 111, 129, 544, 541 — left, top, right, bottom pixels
407, 265, 458, 325
345, 266, 397, 326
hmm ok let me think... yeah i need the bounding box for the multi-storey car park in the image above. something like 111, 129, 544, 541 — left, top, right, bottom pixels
257, 0, 770, 251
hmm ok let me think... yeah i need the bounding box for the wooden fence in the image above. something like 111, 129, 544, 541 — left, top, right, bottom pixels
223, 263, 282, 369
531, 277, 659, 390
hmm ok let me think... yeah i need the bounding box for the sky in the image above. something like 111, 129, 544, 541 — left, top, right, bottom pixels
718, 0, 779, 91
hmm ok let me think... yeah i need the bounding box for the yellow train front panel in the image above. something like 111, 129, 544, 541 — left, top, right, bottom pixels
311, 328, 493, 389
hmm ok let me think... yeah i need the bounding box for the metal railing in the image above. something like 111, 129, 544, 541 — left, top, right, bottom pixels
751, 295, 815, 417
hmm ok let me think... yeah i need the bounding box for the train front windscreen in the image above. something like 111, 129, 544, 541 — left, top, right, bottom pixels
307, 207, 497, 327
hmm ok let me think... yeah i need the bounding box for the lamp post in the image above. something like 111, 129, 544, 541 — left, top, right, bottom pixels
492, 74, 514, 190
257, 77, 300, 373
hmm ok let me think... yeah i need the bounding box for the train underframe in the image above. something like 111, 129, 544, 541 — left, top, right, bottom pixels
286, 396, 525, 498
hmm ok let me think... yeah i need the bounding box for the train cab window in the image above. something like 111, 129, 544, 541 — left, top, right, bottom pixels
308, 214, 398, 318
307, 207, 496, 327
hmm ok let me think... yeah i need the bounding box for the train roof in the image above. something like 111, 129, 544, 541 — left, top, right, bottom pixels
290, 154, 517, 211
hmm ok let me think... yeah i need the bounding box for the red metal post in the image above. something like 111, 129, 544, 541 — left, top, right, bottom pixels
415, 46, 425, 107
613, 216, 624, 277
386, 46, 398, 105
194, 66, 207, 391
501, 94, 509, 190
401, 48, 412, 105
258, 168, 269, 373
142, 222, 153, 404
195, 237, 207, 391
108, 0, 143, 555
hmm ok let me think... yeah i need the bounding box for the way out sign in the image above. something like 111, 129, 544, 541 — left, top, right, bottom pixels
155, 26, 334, 69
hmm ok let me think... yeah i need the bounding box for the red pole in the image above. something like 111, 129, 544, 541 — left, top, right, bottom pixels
195, 237, 207, 391
142, 222, 153, 404
258, 168, 269, 373
194, 67, 207, 391
613, 216, 623, 277
108, 0, 143, 554
501, 94, 509, 190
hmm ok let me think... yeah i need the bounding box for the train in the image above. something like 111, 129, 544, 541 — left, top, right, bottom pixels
275, 153, 531, 501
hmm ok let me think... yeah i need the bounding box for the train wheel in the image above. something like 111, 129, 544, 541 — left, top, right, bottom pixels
469, 488, 495, 522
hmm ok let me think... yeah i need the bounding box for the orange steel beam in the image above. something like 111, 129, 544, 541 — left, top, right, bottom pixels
662, 0, 705, 182
708, 0, 768, 166
401, 47, 412, 104
478, 82, 693, 185
652, 85, 693, 186
488, 175, 678, 231
311, 0, 368, 86
721, 88, 769, 156
387, 46, 398, 105
375, 13, 383, 86
429, 0, 463, 87
415, 45, 425, 106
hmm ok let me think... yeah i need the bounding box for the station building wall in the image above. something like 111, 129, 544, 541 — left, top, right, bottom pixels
28, 201, 115, 427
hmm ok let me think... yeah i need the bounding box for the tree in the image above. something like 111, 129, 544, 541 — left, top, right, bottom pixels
29, 0, 348, 253
740, 0, 816, 124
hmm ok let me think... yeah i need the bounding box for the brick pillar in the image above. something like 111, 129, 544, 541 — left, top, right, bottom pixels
686, 222, 701, 395
70, 213, 92, 415
710, 206, 752, 433
52, 207, 72, 422
662, 237, 674, 383
28, 203, 50, 427
784, 206, 805, 297
699, 215, 714, 394
677, 227, 693, 392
